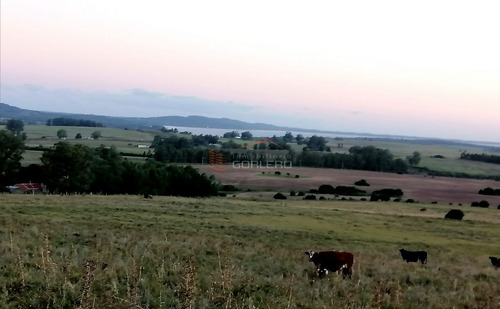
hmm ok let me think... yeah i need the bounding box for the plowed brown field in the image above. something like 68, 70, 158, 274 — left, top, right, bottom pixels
198, 165, 500, 205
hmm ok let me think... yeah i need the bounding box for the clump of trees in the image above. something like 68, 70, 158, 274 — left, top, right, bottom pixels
471, 200, 490, 208
1, 137, 218, 196
370, 188, 403, 201
298, 146, 408, 173
478, 187, 500, 196
316, 184, 367, 196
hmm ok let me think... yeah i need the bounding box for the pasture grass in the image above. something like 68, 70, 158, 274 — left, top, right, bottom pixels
1, 194, 499, 308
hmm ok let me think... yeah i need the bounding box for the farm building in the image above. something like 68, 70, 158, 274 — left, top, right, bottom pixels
6, 183, 46, 194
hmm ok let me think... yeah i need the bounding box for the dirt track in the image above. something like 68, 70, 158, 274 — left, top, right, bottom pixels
197, 165, 500, 205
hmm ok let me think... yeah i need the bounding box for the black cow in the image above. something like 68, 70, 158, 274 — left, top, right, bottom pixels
489, 256, 500, 269
305, 250, 354, 279
399, 249, 427, 264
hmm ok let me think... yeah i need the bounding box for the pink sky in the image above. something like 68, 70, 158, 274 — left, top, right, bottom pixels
1, 1, 500, 142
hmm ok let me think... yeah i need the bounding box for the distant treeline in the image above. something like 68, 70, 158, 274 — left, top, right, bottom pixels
151, 135, 408, 173
460, 152, 500, 165
46, 117, 104, 127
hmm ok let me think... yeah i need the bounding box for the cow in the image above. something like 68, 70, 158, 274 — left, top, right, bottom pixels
399, 249, 427, 264
489, 256, 500, 269
305, 250, 354, 279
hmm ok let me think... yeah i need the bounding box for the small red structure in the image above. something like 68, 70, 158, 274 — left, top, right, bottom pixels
7, 183, 46, 194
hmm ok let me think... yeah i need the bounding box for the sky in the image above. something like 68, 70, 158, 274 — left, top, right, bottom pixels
1, 0, 500, 142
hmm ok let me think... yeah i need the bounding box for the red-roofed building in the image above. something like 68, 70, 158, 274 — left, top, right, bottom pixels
7, 183, 46, 194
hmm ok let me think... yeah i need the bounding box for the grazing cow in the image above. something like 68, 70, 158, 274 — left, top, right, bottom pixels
489, 257, 500, 269
445, 209, 464, 220
399, 249, 427, 264
305, 250, 354, 279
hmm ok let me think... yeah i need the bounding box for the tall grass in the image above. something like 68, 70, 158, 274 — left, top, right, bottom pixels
1, 194, 499, 308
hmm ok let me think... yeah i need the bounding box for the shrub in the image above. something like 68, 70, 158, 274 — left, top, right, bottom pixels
297, 191, 305, 196
471, 200, 490, 208
334, 186, 367, 196
290, 191, 296, 196
372, 188, 404, 197
303, 195, 316, 200
478, 187, 500, 196
370, 193, 390, 202
295, 175, 300, 178
221, 184, 238, 192
275, 171, 281, 176
445, 209, 464, 220
354, 179, 370, 186
309, 189, 318, 194
273, 193, 287, 200
318, 184, 335, 194
319, 196, 326, 200
405, 199, 416, 203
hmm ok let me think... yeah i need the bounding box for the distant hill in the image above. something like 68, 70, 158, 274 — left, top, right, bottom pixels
0, 103, 293, 131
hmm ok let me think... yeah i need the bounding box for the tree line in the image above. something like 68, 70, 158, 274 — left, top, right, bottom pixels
0, 129, 218, 196
150, 134, 408, 173
47, 117, 104, 127
460, 152, 500, 165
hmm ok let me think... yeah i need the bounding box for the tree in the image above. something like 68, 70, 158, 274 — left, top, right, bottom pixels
0, 130, 25, 190
307, 135, 327, 151
407, 151, 421, 165
296, 134, 305, 144
283, 132, 294, 143
223, 131, 240, 138
75, 133, 82, 139
57, 129, 68, 139
6, 119, 24, 136
91, 131, 101, 139
241, 131, 253, 140
41, 142, 96, 193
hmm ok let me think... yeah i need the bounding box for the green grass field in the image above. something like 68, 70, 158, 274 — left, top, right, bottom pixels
1, 194, 499, 308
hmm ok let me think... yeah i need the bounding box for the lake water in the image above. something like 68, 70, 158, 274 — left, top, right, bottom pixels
163, 126, 411, 140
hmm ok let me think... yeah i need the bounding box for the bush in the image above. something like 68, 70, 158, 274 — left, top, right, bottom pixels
303, 195, 316, 200
290, 191, 296, 196
295, 175, 300, 178
335, 186, 367, 196
478, 187, 500, 196
309, 189, 318, 194
471, 200, 490, 208
354, 179, 370, 186
221, 184, 238, 191
273, 192, 287, 200
297, 191, 305, 196
445, 209, 464, 220
370, 193, 390, 202
275, 171, 281, 176
405, 199, 416, 203
319, 196, 326, 200
318, 184, 335, 194
372, 188, 404, 197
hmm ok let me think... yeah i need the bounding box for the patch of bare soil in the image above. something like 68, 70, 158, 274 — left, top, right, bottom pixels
197, 165, 500, 206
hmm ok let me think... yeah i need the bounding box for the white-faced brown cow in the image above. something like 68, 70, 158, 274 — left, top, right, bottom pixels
305, 250, 354, 279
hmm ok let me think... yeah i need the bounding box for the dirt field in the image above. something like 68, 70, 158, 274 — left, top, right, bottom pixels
197, 165, 500, 206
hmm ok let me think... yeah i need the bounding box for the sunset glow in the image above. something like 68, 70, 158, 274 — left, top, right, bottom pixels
1, 0, 500, 142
